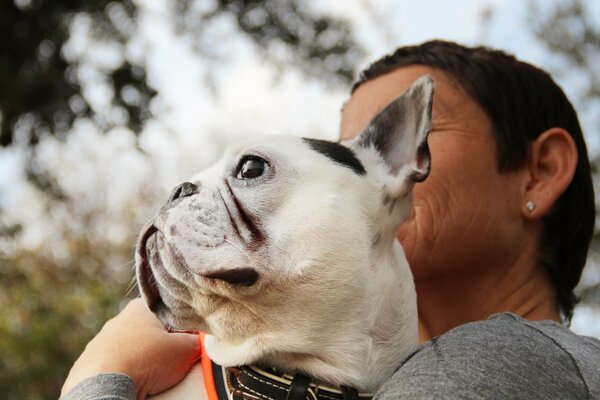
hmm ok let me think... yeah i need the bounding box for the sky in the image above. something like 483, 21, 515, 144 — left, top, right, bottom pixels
1, 0, 599, 337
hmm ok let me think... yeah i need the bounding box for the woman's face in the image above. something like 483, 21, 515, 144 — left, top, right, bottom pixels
341, 65, 528, 283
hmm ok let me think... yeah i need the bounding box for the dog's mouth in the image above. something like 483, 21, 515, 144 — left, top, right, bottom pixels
137, 223, 261, 314
136, 226, 204, 335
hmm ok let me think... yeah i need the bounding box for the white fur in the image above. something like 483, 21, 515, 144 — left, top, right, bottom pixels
142, 76, 434, 398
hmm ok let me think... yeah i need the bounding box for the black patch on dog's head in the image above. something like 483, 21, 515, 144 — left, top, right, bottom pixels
303, 138, 366, 176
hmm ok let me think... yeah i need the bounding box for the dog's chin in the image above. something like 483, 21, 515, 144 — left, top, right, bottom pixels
136, 222, 263, 341
155, 309, 203, 335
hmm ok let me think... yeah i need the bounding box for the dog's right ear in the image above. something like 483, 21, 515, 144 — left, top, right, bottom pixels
351, 75, 434, 198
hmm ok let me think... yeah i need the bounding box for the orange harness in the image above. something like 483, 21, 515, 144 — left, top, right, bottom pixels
198, 333, 219, 400
197, 334, 372, 400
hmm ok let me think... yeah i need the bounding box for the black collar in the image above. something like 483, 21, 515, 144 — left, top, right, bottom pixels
210, 361, 373, 400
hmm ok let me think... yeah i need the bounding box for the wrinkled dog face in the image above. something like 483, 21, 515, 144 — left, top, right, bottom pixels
136, 76, 434, 367
137, 137, 380, 336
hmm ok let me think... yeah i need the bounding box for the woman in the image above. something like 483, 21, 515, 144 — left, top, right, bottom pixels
62, 41, 600, 399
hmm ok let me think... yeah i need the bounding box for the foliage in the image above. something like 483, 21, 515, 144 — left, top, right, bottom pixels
529, 0, 600, 99
176, 0, 362, 85
0, 238, 134, 399
0, 0, 151, 147
0, 0, 361, 148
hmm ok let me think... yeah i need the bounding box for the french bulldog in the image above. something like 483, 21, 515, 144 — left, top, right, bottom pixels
136, 76, 434, 399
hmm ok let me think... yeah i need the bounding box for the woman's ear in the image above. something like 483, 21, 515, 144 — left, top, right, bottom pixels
521, 128, 578, 218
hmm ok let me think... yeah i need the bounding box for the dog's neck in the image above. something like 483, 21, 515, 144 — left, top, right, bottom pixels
204, 239, 418, 392
266, 241, 416, 391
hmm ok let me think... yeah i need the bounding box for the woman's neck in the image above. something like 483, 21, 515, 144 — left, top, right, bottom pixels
415, 263, 560, 342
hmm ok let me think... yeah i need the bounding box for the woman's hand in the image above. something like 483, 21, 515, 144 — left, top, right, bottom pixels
61, 298, 200, 399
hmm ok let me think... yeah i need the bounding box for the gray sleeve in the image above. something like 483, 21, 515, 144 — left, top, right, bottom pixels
374, 315, 589, 400
60, 373, 136, 400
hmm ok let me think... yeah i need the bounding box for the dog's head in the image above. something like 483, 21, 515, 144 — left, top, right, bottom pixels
136, 76, 433, 372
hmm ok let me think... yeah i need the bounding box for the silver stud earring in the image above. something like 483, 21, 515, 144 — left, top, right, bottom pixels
526, 201, 536, 212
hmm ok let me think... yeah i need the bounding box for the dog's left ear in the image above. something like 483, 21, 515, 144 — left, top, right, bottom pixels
353, 75, 434, 197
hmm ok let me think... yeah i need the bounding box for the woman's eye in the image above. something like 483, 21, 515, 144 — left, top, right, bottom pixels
236, 156, 268, 180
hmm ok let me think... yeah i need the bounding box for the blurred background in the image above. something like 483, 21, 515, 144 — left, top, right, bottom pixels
1, 0, 599, 398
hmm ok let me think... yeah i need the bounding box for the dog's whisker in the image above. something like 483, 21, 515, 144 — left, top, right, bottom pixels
124, 276, 138, 298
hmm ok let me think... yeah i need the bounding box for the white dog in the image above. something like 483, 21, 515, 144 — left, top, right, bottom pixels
136, 76, 434, 399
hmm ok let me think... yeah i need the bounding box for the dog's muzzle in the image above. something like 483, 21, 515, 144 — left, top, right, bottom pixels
137, 224, 260, 311
136, 192, 264, 322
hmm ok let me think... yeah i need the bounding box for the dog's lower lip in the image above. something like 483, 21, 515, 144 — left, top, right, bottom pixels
142, 256, 164, 312
138, 225, 166, 312
166, 325, 200, 335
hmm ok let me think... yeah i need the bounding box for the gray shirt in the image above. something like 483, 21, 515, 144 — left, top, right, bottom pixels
61, 313, 600, 399
375, 313, 600, 399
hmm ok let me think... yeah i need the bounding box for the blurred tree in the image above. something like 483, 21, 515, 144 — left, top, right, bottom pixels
0, 0, 151, 146
0, 240, 133, 399
176, 0, 361, 84
529, 0, 600, 100
0, 0, 362, 148
528, 0, 600, 309
0, 1, 363, 399
0, 151, 161, 398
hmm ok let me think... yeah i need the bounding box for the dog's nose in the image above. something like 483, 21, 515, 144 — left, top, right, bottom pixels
167, 182, 199, 204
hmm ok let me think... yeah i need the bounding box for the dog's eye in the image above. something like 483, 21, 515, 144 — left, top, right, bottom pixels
236, 156, 268, 180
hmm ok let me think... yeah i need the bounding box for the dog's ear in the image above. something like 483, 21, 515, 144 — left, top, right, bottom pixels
354, 75, 434, 197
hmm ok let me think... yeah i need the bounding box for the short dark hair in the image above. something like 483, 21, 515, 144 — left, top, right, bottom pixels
354, 40, 595, 323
